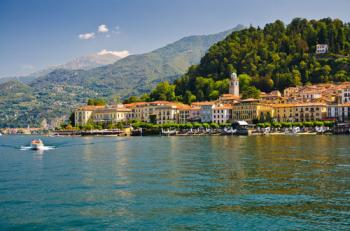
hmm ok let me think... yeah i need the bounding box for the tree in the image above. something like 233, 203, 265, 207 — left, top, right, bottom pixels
238, 74, 252, 91
184, 91, 196, 104
242, 86, 260, 99
168, 18, 350, 103
150, 81, 176, 101
209, 90, 219, 100
87, 98, 106, 106
123, 96, 140, 104
68, 112, 75, 126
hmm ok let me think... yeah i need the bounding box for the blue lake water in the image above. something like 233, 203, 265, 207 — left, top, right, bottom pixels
0, 135, 350, 230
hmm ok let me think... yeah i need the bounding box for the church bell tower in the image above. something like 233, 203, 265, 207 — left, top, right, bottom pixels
229, 72, 239, 97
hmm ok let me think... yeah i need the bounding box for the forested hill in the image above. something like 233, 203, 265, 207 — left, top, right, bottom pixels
171, 18, 350, 103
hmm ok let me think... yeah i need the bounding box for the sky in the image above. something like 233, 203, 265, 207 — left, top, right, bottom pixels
0, 0, 350, 77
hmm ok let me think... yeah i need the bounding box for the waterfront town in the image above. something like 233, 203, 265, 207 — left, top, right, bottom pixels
71, 73, 350, 133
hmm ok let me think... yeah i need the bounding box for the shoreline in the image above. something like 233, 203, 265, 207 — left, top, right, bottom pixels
50, 131, 335, 137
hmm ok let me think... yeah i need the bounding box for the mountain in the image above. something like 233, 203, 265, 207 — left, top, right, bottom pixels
172, 18, 350, 103
0, 25, 244, 127
0, 51, 128, 84
30, 25, 245, 98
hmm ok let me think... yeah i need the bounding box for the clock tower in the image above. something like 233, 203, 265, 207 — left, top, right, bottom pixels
229, 72, 239, 97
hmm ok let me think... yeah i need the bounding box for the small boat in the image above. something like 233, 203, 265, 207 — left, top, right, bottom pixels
31, 139, 44, 150
161, 128, 177, 136
0, 132, 2, 136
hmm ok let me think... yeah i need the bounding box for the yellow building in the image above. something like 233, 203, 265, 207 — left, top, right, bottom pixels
125, 101, 191, 124
92, 107, 131, 124
294, 103, 327, 122
74, 106, 104, 126
272, 104, 295, 122
74, 105, 130, 126
272, 103, 327, 122
231, 99, 274, 122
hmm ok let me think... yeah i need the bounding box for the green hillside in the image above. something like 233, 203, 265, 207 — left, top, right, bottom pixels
170, 18, 350, 103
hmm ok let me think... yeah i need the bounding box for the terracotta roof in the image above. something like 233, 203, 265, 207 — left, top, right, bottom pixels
271, 103, 327, 108
337, 102, 350, 107
76, 105, 105, 111
95, 108, 131, 113
219, 94, 240, 99
191, 101, 216, 106
241, 98, 259, 102
214, 104, 232, 109
124, 102, 148, 107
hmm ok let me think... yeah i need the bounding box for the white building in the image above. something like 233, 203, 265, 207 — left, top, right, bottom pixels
316, 44, 328, 54
212, 104, 232, 124
195, 102, 216, 123
339, 87, 350, 104
327, 103, 350, 122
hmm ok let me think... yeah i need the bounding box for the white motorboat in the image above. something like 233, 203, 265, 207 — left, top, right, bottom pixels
31, 139, 44, 150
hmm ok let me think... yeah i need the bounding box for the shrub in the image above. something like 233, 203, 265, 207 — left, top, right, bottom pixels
271, 122, 281, 128
324, 121, 335, 127
314, 121, 324, 127
210, 122, 220, 129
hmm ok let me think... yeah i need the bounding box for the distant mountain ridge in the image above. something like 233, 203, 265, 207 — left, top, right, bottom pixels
30, 25, 244, 97
0, 25, 245, 127
0, 51, 127, 84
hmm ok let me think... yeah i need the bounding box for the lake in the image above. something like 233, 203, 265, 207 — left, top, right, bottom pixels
0, 135, 349, 230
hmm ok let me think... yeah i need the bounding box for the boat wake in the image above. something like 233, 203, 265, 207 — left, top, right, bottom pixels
20, 146, 55, 151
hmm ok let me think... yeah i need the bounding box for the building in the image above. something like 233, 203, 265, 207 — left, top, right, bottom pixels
217, 94, 240, 104
294, 103, 327, 122
125, 101, 195, 124
74, 105, 131, 127
338, 87, 350, 104
327, 103, 350, 122
92, 107, 131, 124
74, 106, 104, 126
283, 83, 349, 103
260, 90, 283, 103
273, 104, 295, 122
231, 99, 274, 123
194, 102, 216, 123
273, 103, 327, 122
316, 44, 328, 54
212, 104, 232, 124
229, 72, 239, 97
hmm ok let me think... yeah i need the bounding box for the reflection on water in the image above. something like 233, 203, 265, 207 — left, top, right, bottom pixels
0, 135, 349, 230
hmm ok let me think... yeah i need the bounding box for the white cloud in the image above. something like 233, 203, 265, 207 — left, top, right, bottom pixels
78, 32, 95, 40
98, 24, 109, 33
97, 49, 130, 58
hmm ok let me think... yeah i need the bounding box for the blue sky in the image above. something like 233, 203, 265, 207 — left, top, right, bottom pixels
1, 0, 350, 77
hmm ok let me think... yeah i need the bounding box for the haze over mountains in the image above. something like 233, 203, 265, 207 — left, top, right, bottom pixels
0, 25, 244, 127
0, 50, 129, 84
